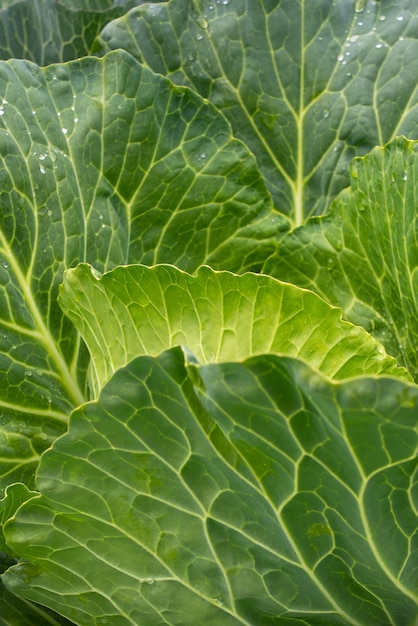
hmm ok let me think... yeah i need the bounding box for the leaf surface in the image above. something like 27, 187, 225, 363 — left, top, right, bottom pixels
264, 136, 418, 381
0, 484, 75, 626
97, 0, 418, 224
0, 0, 142, 65
0, 50, 281, 492
58, 263, 409, 393
2, 347, 417, 625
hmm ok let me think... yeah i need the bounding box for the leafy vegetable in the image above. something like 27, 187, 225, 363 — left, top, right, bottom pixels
0, 0, 139, 65
58, 263, 408, 393
264, 136, 418, 381
0, 1, 417, 625
97, 0, 418, 224
3, 347, 417, 625
0, 48, 282, 492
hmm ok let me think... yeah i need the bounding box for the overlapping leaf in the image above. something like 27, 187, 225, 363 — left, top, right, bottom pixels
264, 136, 418, 381
2, 347, 417, 625
0, 0, 136, 65
0, 49, 284, 494
0, 583, 74, 626
59, 263, 408, 395
97, 0, 418, 224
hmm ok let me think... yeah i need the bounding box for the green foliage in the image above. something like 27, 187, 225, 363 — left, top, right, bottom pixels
97, 0, 418, 223
2, 348, 418, 625
0, 1, 417, 625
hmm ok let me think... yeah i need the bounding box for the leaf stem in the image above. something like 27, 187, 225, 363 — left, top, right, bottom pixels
1, 234, 85, 408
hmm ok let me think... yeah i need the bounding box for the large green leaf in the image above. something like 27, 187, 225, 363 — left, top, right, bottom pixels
2, 347, 417, 625
0, 49, 284, 493
264, 136, 418, 381
97, 0, 418, 224
0, 0, 136, 65
59, 263, 408, 395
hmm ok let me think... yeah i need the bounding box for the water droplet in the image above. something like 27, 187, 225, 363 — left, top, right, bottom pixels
379, 15, 386, 20
337, 54, 344, 62
0, 108, 4, 116
354, 0, 366, 12
35, 369, 43, 377
39, 165, 46, 174
39, 432, 48, 441
199, 153, 206, 159
323, 108, 330, 119
402, 172, 408, 181
2, 98, 7, 104
74, 117, 79, 123
196, 33, 204, 41
62, 127, 68, 134
47, 209, 53, 217
396, 15, 404, 21
25, 370, 33, 377
39, 153, 47, 161
349, 35, 359, 43
376, 43, 383, 48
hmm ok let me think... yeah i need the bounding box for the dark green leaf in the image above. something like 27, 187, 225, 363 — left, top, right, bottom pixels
0, 49, 282, 493
2, 348, 417, 624
97, 0, 418, 224
264, 136, 418, 381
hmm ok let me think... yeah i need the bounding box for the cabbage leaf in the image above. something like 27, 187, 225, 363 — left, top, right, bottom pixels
2, 347, 417, 625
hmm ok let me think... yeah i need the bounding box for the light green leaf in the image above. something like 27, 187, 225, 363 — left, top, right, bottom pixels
97, 0, 418, 225
2, 347, 417, 625
58, 263, 409, 394
0, 50, 283, 493
264, 136, 418, 381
